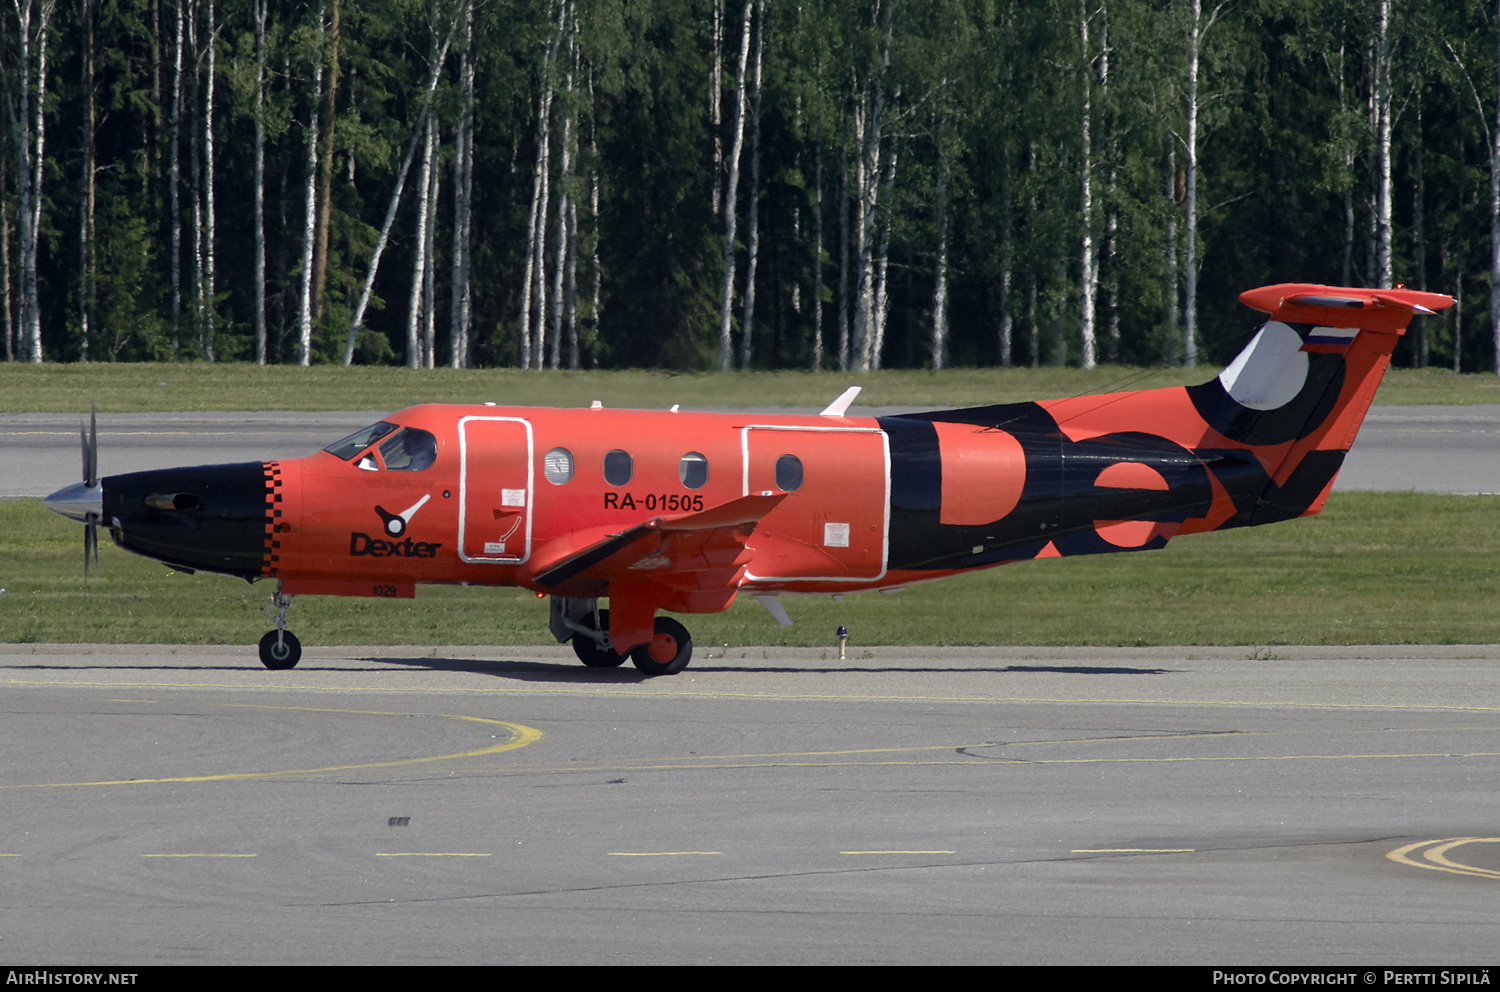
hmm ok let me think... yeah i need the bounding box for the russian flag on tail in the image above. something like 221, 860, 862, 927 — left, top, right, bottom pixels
1303, 325, 1360, 351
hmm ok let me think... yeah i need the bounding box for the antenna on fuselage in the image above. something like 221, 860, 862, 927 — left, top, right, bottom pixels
820, 386, 862, 417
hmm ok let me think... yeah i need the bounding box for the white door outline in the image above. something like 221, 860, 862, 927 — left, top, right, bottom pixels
458, 416, 534, 564
739, 424, 890, 582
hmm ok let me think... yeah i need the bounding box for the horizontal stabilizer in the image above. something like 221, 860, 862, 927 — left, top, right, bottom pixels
1239, 283, 1452, 329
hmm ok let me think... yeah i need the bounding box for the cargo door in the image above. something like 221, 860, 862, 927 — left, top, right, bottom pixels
742, 426, 888, 581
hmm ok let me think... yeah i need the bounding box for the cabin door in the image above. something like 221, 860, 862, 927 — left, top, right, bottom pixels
458, 416, 534, 563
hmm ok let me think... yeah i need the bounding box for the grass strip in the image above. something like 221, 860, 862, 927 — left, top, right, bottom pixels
2, 492, 1495, 648
5, 363, 1500, 414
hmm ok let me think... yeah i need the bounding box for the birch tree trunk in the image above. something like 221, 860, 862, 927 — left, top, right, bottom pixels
27, 4, 49, 361
931, 111, 950, 371
189, 3, 204, 359
870, 112, 897, 371
1100, 4, 1119, 362
1078, 0, 1096, 369
79, 0, 96, 361
448, 0, 475, 368
850, 100, 870, 369
738, 2, 764, 372
852, 0, 893, 373
532, 114, 552, 370
406, 109, 434, 368
422, 118, 439, 369
170, 0, 183, 352
297, 2, 327, 367
202, 0, 217, 360
717, 0, 754, 371
520, 0, 567, 369
1374, 0, 1393, 290
13, 0, 52, 362
551, 2, 577, 372
1182, 0, 1224, 368
710, 0, 724, 217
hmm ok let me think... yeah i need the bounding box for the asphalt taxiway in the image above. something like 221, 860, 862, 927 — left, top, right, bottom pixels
4, 407, 1498, 963
2, 643, 1498, 965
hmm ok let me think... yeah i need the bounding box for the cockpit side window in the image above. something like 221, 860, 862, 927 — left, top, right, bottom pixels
378, 428, 438, 472
325, 421, 399, 460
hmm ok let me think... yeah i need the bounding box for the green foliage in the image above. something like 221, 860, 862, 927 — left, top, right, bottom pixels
4, 0, 1498, 372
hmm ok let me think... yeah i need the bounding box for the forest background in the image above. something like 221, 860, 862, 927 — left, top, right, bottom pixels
3, 0, 1497, 377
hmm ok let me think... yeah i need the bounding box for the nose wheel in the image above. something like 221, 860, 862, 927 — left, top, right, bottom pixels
630, 617, 693, 676
258, 585, 301, 669
258, 629, 302, 670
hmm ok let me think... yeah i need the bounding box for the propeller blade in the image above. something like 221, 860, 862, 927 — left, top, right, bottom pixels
76, 404, 101, 583
84, 521, 98, 581
87, 403, 98, 488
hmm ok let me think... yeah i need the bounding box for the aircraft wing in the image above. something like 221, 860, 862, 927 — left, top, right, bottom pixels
527, 492, 787, 591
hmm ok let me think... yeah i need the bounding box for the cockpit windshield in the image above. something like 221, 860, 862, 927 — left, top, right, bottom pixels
324, 421, 399, 460
378, 428, 437, 471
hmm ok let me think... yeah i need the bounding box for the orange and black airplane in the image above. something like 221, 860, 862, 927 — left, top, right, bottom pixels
44, 283, 1449, 674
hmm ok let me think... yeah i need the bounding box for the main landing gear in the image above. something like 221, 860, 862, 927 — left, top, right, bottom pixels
551, 597, 694, 676
258, 585, 301, 669
630, 617, 693, 676
570, 608, 627, 668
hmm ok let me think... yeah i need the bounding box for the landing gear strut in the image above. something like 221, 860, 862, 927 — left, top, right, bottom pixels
552, 597, 626, 668
570, 608, 627, 668
259, 585, 301, 669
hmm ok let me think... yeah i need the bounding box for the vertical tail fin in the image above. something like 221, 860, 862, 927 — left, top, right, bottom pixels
1188, 283, 1452, 523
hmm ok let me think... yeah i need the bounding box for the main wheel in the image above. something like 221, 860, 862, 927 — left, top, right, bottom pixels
571, 608, 627, 668
630, 617, 693, 676
258, 629, 302, 670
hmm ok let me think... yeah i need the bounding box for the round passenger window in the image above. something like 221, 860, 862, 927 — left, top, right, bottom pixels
679, 452, 708, 490
544, 447, 574, 485
603, 449, 633, 486
775, 454, 804, 492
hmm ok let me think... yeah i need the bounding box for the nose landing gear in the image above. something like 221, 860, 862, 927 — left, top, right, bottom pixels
258, 585, 301, 669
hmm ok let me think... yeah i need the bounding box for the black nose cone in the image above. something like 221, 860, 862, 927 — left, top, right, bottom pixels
103, 462, 271, 578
